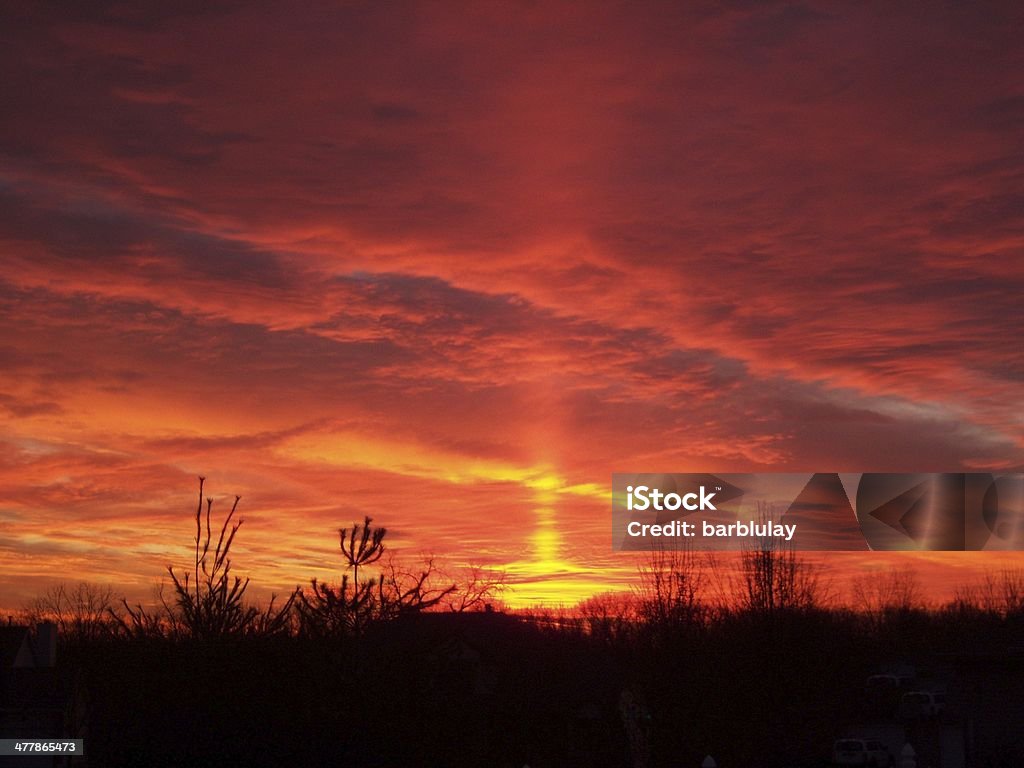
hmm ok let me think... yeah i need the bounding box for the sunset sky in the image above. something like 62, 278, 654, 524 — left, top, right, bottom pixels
2, 1, 1023, 609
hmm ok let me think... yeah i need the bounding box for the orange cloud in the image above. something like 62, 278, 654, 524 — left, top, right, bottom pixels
2, 1, 1023, 609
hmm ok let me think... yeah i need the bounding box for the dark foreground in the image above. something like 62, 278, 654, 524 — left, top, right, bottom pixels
5, 608, 1024, 768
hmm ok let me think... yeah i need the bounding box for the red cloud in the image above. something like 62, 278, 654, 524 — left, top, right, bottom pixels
1, 1, 1022, 608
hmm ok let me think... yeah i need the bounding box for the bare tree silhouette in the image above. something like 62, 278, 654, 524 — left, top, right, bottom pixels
954, 567, 1024, 617
851, 566, 924, 628
634, 542, 709, 632
737, 502, 824, 617
24, 582, 119, 643
443, 562, 507, 613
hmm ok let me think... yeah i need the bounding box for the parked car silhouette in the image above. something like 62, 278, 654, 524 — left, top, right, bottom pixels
898, 690, 946, 719
833, 738, 892, 767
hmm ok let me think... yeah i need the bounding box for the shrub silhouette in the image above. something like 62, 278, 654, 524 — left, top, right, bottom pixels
297, 516, 458, 636
115, 477, 296, 639
341, 514, 387, 592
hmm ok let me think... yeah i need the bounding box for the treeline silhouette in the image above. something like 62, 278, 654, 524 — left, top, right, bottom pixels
19, 481, 1024, 767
